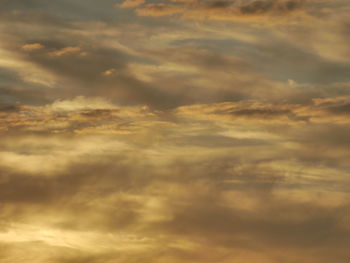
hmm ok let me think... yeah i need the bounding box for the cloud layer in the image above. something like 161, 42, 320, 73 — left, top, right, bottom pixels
1, 0, 350, 262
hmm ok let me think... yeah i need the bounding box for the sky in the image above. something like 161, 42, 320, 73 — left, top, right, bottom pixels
1, 0, 350, 262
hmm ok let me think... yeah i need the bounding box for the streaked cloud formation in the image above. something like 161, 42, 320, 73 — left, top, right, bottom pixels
124, 0, 306, 21
1, 0, 350, 262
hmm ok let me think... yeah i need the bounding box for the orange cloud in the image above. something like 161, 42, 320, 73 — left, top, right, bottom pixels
21, 43, 44, 51
118, 0, 145, 8
49, 46, 81, 57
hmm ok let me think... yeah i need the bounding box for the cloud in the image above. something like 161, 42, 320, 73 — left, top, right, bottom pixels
118, 0, 145, 8
3, 95, 350, 137
239, 0, 304, 15
46, 96, 117, 112
1, 130, 349, 262
120, 0, 307, 22
0, 0, 350, 262
49, 46, 82, 57
21, 43, 45, 51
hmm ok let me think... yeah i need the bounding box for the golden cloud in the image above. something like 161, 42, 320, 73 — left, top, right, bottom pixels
21, 43, 45, 51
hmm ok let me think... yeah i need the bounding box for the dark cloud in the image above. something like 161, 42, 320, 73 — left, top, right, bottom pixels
240, 0, 303, 15
172, 134, 270, 147
218, 107, 292, 117
124, 0, 308, 21
326, 103, 350, 115
159, 197, 350, 248
0, 105, 19, 112
207, 0, 232, 9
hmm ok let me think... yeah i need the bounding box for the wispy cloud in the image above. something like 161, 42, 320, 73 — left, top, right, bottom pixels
1, 0, 350, 262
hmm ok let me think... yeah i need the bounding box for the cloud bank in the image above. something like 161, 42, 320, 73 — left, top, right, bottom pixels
1, 0, 350, 262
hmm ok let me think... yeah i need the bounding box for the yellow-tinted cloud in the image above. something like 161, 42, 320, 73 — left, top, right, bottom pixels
3, 96, 350, 136
118, 0, 145, 8
21, 43, 45, 51
49, 46, 82, 57
1, 96, 350, 262
0, 0, 350, 262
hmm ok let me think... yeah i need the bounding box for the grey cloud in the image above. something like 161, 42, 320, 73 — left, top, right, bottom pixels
216, 107, 292, 117
240, 0, 303, 15
326, 103, 350, 115
0, 156, 151, 204
172, 134, 270, 147
206, 0, 232, 9
153, 183, 350, 260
